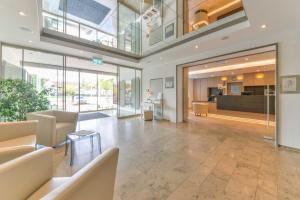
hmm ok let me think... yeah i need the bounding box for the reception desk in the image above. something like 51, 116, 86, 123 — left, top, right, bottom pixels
216, 95, 275, 114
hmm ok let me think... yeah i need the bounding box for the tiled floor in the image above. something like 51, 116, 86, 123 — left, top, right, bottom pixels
54, 116, 300, 200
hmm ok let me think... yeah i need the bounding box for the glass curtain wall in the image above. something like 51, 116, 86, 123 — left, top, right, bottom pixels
117, 3, 141, 55
1, 45, 141, 117
23, 50, 64, 110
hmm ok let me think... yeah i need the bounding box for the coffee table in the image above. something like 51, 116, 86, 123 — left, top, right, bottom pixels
65, 130, 102, 166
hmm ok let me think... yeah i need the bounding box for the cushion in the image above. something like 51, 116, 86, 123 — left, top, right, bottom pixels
27, 177, 70, 200
0, 135, 36, 148
56, 123, 74, 144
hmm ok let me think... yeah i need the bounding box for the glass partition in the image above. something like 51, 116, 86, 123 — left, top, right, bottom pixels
118, 67, 141, 117
1, 46, 23, 80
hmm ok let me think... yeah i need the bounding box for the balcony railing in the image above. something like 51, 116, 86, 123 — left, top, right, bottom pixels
42, 11, 118, 50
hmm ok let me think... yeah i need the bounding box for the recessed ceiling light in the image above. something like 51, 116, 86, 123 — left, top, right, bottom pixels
18, 11, 26, 16
204, 65, 208, 68
231, 72, 235, 75
195, 45, 199, 49
256, 69, 260, 72
28, 40, 32, 43
79, 50, 83, 53
245, 58, 249, 61
261, 24, 267, 29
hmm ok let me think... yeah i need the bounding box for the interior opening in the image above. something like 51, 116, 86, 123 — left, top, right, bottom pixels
181, 45, 277, 141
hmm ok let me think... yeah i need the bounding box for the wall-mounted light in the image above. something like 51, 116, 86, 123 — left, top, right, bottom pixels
255, 73, 264, 79
236, 75, 244, 80
221, 76, 228, 81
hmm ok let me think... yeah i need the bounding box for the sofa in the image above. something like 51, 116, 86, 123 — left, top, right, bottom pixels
0, 120, 37, 164
27, 110, 78, 147
0, 147, 119, 200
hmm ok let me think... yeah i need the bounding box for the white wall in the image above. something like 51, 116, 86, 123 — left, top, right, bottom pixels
142, 28, 300, 149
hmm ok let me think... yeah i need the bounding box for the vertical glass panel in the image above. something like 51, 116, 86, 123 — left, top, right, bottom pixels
42, 0, 64, 16
66, 20, 79, 37
135, 70, 142, 114
23, 50, 64, 110
118, 67, 136, 117
80, 72, 97, 112
1, 46, 23, 80
98, 73, 117, 116
43, 12, 64, 32
118, 3, 141, 54
80, 25, 97, 42
65, 69, 79, 112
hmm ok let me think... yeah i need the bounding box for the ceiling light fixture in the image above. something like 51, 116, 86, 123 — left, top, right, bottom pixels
28, 40, 32, 43
208, 0, 241, 16
18, 11, 26, 16
195, 45, 199, 49
245, 58, 249, 61
189, 59, 276, 75
261, 24, 267, 29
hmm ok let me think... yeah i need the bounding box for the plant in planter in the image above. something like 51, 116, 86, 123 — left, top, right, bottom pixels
0, 79, 49, 122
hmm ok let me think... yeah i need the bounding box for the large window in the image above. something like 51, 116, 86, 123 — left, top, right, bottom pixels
1, 46, 23, 80
1, 45, 142, 117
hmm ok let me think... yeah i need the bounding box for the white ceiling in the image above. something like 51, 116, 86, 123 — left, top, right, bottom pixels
188, 51, 276, 78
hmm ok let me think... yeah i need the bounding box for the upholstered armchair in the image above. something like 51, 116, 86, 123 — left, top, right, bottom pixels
0, 147, 119, 200
0, 120, 37, 164
26, 111, 78, 147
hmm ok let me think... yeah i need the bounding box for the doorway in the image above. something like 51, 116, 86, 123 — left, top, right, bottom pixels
179, 45, 278, 143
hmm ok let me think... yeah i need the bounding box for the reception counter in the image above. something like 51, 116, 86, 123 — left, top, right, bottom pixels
216, 95, 275, 114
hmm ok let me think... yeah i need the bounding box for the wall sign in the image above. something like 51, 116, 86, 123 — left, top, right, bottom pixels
165, 76, 174, 88
165, 23, 174, 39
280, 75, 300, 93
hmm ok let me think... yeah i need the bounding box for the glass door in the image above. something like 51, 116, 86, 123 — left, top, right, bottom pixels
65, 69, 79, 112
261, 62, 276, 140
79, 72, 97, 112
98, 73, 117, 116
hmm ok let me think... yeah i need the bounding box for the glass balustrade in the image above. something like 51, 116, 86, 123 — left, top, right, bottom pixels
41, 0, 245, 55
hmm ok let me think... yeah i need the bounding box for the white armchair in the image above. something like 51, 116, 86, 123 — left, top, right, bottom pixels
0, 120, 37, 164
27, 110, 78, 147
0, 147, 119, 200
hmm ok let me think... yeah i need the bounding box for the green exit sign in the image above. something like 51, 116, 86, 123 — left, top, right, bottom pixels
92, 57, 103, 65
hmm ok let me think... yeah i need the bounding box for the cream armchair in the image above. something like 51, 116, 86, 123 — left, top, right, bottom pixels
0, 147, 119, 200
27, 110, 78, 147
0, 121, 37, 164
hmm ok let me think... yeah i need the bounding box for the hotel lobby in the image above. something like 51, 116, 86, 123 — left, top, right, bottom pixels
1, 0, 300, 200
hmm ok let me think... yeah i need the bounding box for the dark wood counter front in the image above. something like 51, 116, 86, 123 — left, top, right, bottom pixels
216, 95, 275, 114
